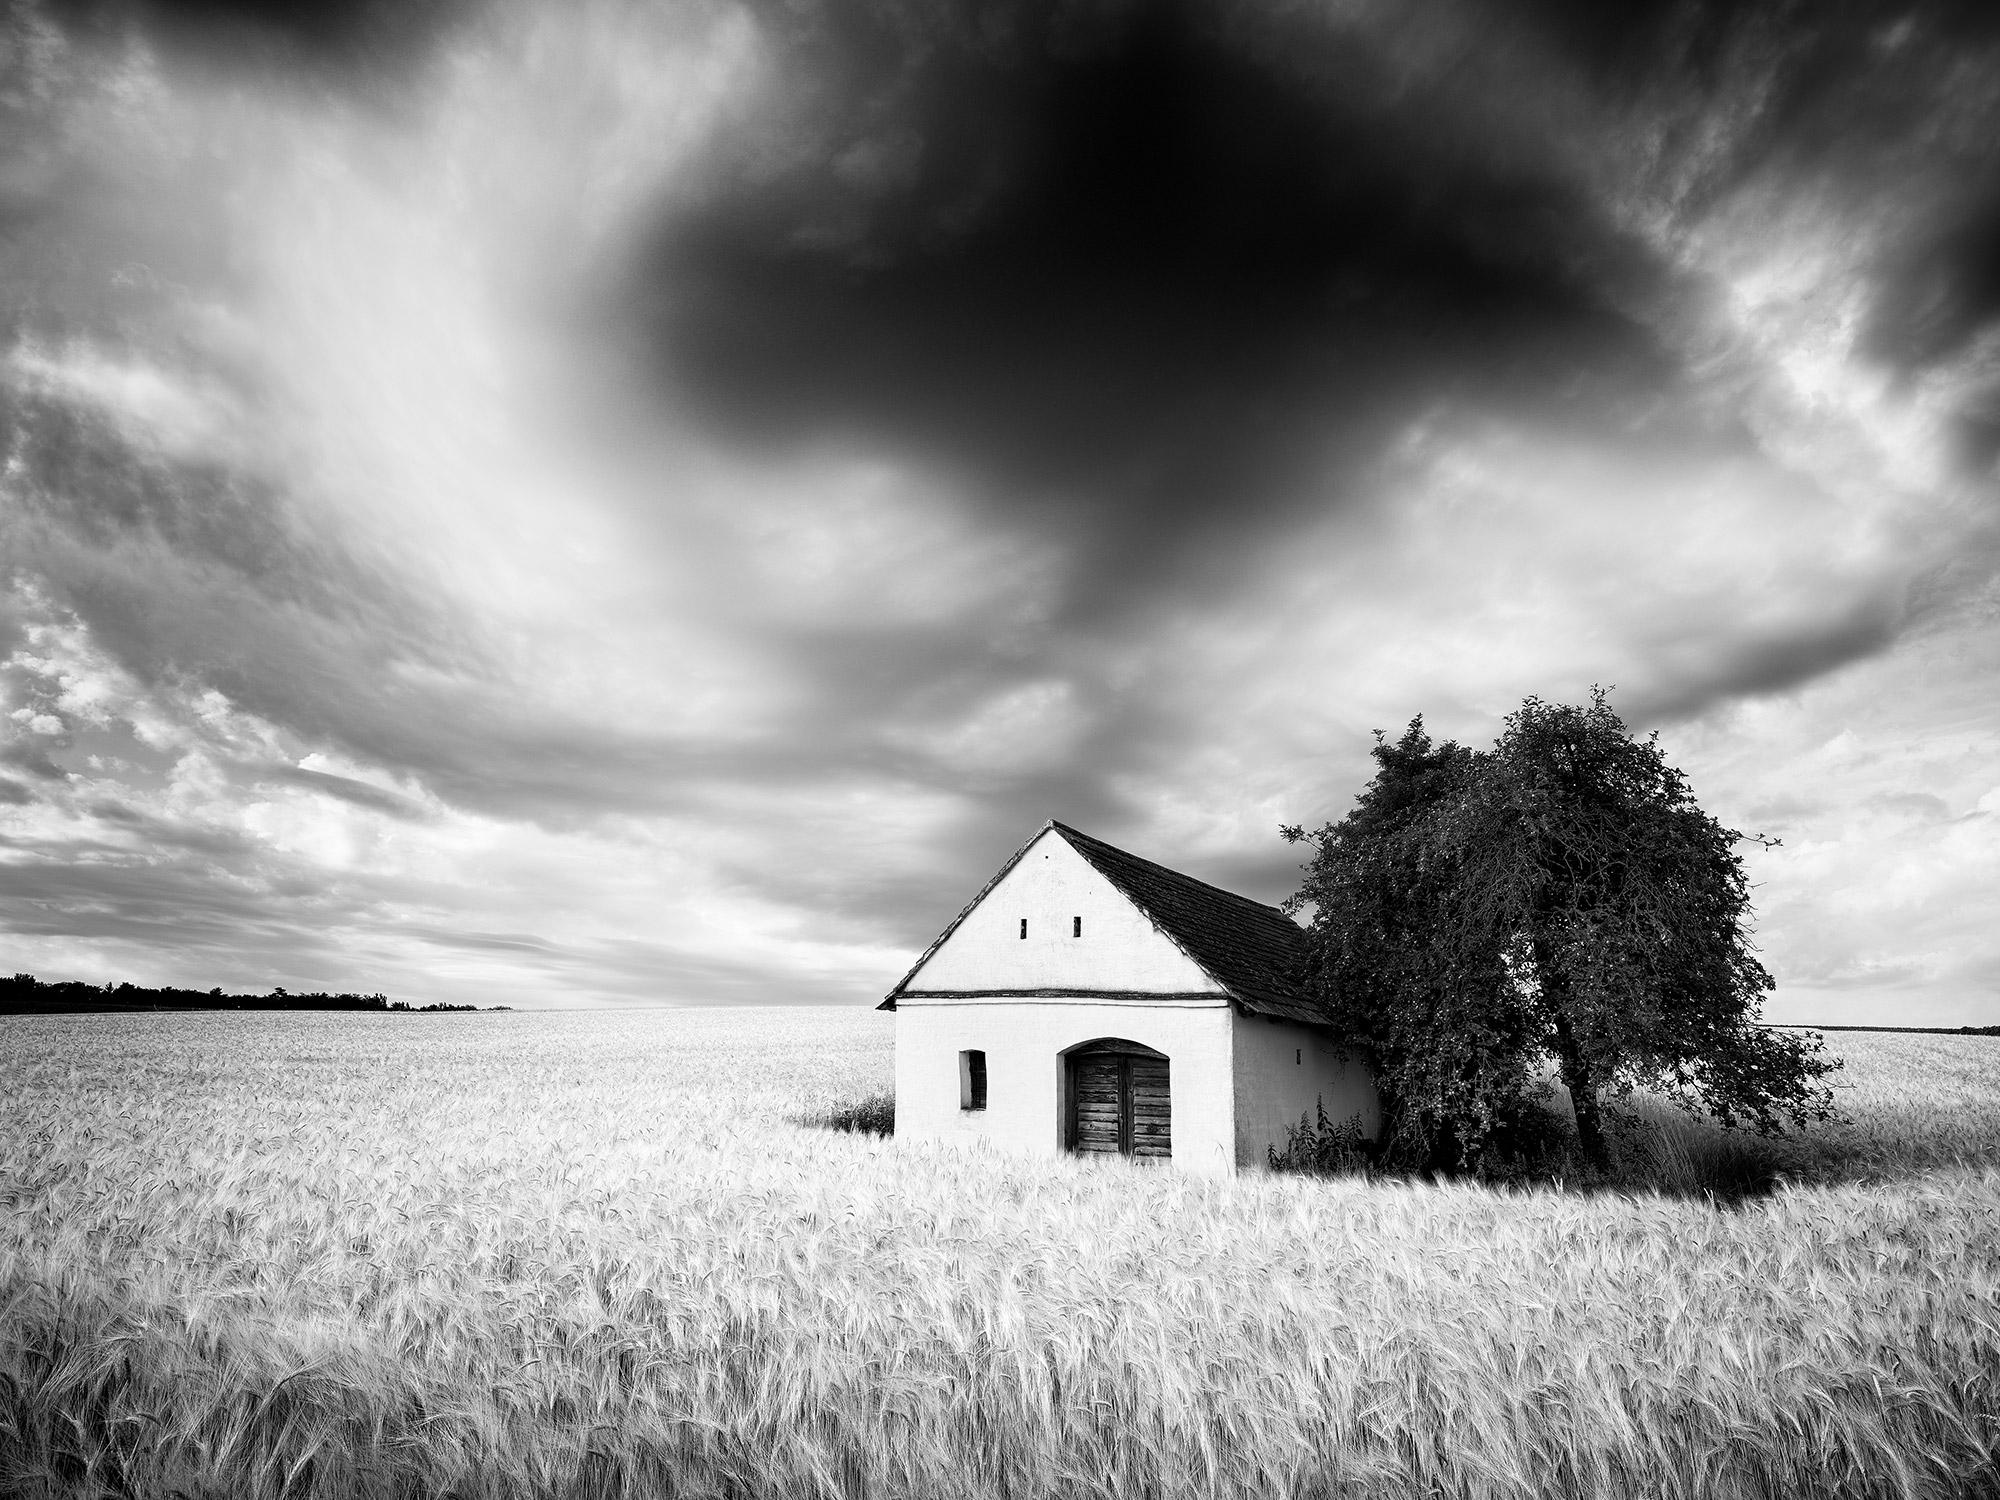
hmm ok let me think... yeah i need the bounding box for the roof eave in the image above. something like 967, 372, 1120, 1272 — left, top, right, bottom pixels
879, 820, 1061, 1006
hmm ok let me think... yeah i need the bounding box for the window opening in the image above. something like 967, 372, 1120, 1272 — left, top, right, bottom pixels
1073, 915, 1082, 937
959, 1050, 987, 1111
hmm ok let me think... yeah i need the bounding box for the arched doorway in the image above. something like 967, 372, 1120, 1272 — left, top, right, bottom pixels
1062, 1039, 1170, 1160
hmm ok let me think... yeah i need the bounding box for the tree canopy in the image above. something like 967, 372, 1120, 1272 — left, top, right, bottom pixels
1284, 690, 1839, 1175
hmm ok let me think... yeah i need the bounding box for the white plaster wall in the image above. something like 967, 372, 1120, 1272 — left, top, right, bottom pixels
904, 830, 1216, 994
1230, 1013, 1380, 1169
894, 999, 1237, 1176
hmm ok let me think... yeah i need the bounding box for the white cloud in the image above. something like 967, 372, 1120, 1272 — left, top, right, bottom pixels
5, 340, 241, 463
893, 678, 1089, 779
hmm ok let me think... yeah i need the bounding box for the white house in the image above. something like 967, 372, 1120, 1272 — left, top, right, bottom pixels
880, 820, 1378, 1176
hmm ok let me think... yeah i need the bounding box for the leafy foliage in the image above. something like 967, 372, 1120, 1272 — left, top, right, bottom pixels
1282, 719, 1548, 1173
0, 973, 496, 1014
1286, 690, 1840, 1174
0, 973, 400, 1013
1267, 1099, 1376, 1178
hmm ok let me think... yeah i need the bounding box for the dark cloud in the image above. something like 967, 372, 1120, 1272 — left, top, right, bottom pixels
1508, 0, 1736, 80
0, 739, 66, 783
1862, 194, 2000, 374
1622, 594, 1903, 724
0, 850, 352, 953
43, 0, 470, 75
84, 798, 260, 857
262, 765, 431, 820
643, 0, 1672, 621
9, 417, 361, 637
409, 926, 558, 955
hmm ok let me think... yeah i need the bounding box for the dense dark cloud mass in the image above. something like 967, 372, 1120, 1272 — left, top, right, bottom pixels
649, 0, 1674, 615
3, 0, 1999, 1020
1865, 194, 2000, 374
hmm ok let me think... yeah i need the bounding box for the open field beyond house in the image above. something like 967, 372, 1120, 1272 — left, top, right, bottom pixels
2, 1008, 1997, 1499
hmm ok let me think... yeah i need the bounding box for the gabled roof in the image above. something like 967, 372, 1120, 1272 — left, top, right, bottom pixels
880, 820, 1324, 1024
1052, 822, 1322, 1024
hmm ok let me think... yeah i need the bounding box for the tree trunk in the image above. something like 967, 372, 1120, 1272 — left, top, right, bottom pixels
1552, 1012, 1611, 1173
1532, 930, 1613, 1174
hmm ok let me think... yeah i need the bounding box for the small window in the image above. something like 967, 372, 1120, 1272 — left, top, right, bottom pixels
1296, 1049, 1302, 1065
1073, 915, 1082, 937
959, 1050, 987, 1111
1019, 918, 1027, 939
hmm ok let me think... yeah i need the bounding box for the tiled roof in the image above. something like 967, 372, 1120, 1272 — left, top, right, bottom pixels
1050, 822, 1324, 1024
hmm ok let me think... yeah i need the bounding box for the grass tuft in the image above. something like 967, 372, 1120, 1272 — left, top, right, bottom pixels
820, 1091, 895, 1137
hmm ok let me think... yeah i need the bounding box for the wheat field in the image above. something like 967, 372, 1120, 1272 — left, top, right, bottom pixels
2, 1007, 1996, 1499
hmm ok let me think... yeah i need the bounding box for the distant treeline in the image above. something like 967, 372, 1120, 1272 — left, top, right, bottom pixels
1771, 1023, 2000, 1037
1, 975, 502, 1015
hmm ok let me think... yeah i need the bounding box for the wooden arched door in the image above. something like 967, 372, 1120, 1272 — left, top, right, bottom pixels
1064, 1040, 1170, 1160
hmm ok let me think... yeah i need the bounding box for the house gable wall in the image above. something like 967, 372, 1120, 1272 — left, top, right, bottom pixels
902, 829, 1218, 996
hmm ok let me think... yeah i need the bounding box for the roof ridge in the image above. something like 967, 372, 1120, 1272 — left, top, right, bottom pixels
1049, 820, 1291, 919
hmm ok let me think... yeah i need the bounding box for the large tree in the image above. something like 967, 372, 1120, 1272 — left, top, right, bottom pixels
1286, 691, 1839, 1174
1282, 720, 1539, 1172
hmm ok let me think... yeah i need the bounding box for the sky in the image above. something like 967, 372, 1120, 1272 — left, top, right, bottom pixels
2, 0, 1997, 1022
